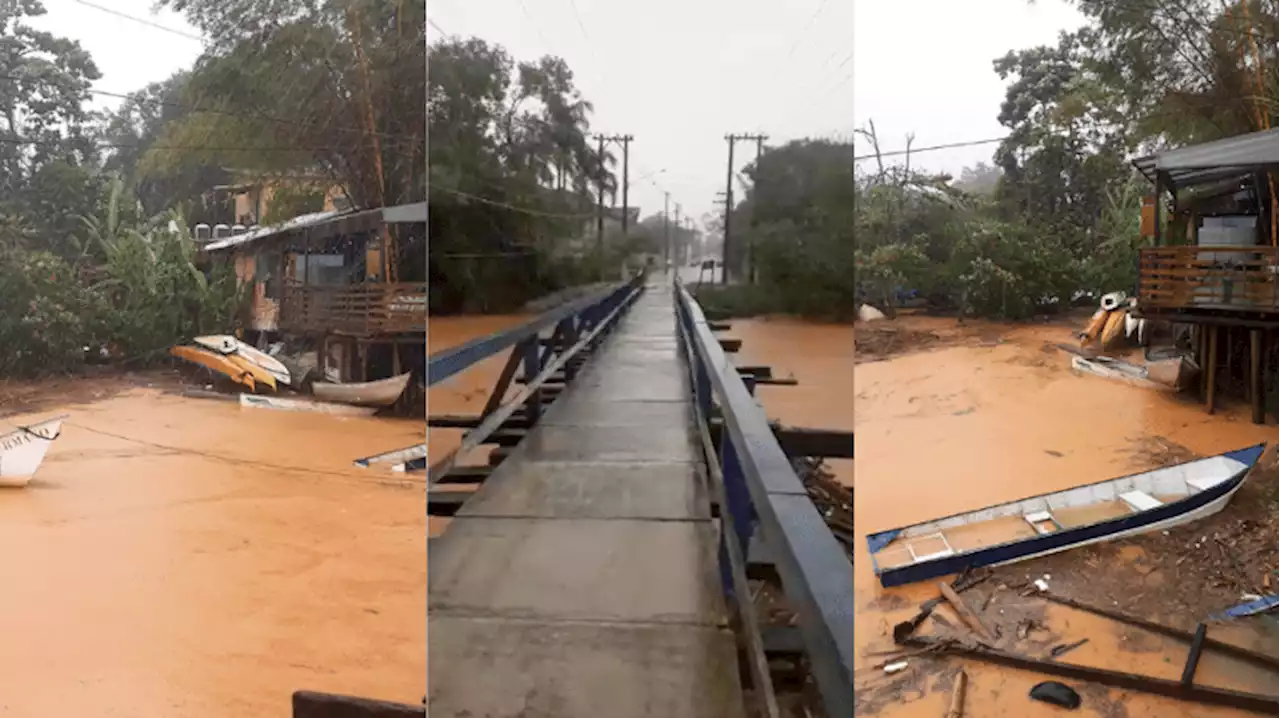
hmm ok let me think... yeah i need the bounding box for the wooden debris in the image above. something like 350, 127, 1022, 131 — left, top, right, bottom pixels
946, 669, 967, 718
1049, 638, 1089, 658
939, 581, 993, 641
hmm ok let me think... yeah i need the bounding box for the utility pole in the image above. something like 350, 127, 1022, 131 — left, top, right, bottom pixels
723, 133, 768, 285
595, 133, 633, 235
663, 191, 671, 270
595, 134, 606, 276
749, 134, 768, 284
673, 203, 681, 269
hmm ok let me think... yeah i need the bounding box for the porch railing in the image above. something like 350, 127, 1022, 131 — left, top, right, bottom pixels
1138, 246, 1279, 313
278, 281, 426, 336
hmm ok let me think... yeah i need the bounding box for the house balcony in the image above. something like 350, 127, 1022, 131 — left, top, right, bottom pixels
1137, 246, 1278, 318
278, 281, 426, 337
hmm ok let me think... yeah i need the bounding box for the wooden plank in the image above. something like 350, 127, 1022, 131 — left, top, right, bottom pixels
938, 581, 992, 641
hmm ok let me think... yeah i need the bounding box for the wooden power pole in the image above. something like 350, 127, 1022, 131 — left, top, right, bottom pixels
723, 132, 768, 285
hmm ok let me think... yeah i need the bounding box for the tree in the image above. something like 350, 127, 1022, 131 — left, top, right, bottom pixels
0, 0, 103, 256
425, 36, 617, 312
151, 0, 426, 210
101, 71, 231, 222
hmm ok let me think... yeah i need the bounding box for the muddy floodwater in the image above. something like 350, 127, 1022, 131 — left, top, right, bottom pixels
0, 379, 425, 715
427, 315, 532, 538
854, 316, 1276, 717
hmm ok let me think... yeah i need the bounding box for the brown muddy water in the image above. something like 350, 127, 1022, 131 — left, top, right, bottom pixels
0, 381, 425, 715
427, 315, 531, 539
854, 316, 1277, 717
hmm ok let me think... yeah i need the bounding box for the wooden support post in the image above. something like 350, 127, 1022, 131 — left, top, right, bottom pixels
1207, 326, 1219, 414
946, 669, 967, 718
938, 581, 992, 641
1251, 329, 1264, 424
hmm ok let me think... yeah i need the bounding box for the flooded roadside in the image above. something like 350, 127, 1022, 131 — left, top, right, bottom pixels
853, 315, 1276, 717
426, 315, 530, 538
730, 317, 854, 487
0, 374, 425, 716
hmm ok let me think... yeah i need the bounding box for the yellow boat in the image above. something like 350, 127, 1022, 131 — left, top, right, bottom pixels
225, 353, 278, 392
170, 345, 256, 392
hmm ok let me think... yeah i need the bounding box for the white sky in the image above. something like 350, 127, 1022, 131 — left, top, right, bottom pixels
31, 0, 204, 111
853, 0, 1085, 179
430, 0, 855, 228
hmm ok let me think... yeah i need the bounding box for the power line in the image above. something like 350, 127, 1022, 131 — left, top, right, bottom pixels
781, 0, 832, 63
66, 0, 205, 43
431, 185, 598, 219
0, 74, 416, 144
852, 136, 1007, 162
0, 134, 351, 153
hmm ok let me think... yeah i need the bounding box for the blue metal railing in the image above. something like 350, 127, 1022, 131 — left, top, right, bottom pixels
427, 273, 644, 387
674, 278, 854, 718
424, 273, 646, 481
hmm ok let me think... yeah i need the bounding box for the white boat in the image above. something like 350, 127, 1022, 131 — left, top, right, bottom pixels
193, 335, 291, 385
867, 443, 1267, 587
353, 443, 426, 469
238, 394, 377, 416
312, 372, 412, 408
0, 415, 67, 488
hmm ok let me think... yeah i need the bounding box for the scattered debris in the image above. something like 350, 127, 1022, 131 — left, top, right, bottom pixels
1214, 594, 1280, 620
938, 581, 994, 641
858, 304, 887, 322
946, 669, 967, 718
883, 660, 909, 674
1030, 681, 1082, 709
794, 458, 853, 554
1048, 638, 1089, 658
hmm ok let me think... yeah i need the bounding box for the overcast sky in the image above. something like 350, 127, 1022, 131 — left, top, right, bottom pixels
32, 0, 204, 110
853, 0, 1085, 180
430, 0, 855, 228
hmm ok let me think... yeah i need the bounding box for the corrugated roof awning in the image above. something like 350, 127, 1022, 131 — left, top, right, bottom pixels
202, 201, 425, 253
1132, 129, 1279, 189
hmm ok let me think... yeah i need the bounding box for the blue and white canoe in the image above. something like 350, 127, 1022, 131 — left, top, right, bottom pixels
867, 444, 1267, 588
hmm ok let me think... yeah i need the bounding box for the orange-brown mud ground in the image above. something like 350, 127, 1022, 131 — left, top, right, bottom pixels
854, 314, 1277, 717
0, 370, 425, 715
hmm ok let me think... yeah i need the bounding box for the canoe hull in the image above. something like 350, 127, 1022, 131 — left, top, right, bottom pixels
239, 394, 377, 417
870, 444, 1264, 588
0, 416, 67, 488
312, 373, 411, 408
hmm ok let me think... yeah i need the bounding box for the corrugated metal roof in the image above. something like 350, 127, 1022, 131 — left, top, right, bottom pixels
1132, 129, 1279, 189
202, 209, 346, 252
201, 201, 425, 253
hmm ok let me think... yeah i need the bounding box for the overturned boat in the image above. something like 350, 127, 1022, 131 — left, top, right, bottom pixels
312, 372, 411, 408
193, 335, 291, 386
867, 443, 1267, 588
170, 345, 260, 392
0, 415, 67, 488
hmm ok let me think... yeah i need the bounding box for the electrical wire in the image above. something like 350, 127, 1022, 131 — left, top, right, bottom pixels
852, 136, 1007, 162
0, 74, 417, 144
431, 184, 599, 219
66, 0, 206, 43
67, 421, 425, 488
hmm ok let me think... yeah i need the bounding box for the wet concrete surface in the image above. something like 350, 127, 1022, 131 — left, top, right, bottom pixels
852, 316, 1276, 717
427, 283, 742, 717
0, 384, 425, 716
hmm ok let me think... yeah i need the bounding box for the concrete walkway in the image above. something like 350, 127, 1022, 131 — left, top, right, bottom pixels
427, 279, 744, 718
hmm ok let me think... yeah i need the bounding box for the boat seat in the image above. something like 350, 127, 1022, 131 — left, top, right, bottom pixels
907, 532, 955, 563
1120, 490, 1163, 512
1186, 476, 1221, 492
1024, 510, 1059, 535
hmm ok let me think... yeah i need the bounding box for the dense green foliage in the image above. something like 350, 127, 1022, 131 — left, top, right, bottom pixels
855, 0, 1278, 320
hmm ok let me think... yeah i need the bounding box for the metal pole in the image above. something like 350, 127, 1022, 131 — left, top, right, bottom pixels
723, 134, 736, 285
596, 134, 606, 279
621, 135, 632, 236
663, 191, 670, 271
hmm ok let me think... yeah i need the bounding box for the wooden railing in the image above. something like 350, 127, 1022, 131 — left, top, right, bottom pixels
1138, 246, 1279, 313
278, 282, 426, 336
